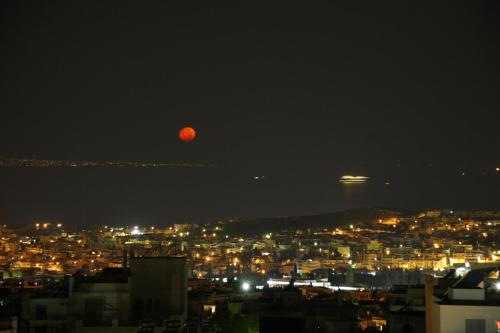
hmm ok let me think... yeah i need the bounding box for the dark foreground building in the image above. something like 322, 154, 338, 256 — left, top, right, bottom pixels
15, 256, 187, 332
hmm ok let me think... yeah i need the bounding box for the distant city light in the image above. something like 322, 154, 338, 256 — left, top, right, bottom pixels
131, 226, 141, 236
0, 157, 212, 168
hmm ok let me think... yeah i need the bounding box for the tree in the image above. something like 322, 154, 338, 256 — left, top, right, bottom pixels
212, 303, 259, 333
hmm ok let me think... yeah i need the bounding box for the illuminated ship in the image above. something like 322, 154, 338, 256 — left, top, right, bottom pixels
339, 175, 369, 184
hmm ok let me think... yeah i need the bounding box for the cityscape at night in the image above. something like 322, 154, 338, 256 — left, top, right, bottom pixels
1, 209, 500, 332
1, 1, 499, 332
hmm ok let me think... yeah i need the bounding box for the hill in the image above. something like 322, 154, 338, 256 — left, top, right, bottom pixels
224, 207, 410, 234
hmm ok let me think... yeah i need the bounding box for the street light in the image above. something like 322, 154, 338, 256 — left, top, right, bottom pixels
241, 282, 250, 292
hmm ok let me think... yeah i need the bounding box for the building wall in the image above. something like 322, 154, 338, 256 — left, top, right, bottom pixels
448, 288, 485, 301
295, 260, 321, 274
435, 304, 500, 333
130, 257, 187, 323
28, 298, 68, 320
388, 313, 425, 333
70, 284, 131, 326
431, 300, 440, 333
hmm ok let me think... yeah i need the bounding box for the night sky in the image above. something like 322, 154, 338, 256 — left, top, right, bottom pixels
1, 1, 499, 226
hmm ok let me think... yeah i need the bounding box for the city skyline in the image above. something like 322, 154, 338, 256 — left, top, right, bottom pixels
1, 207, 499, 332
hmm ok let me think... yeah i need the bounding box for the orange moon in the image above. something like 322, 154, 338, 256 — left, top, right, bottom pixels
179, 127, 196, 142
